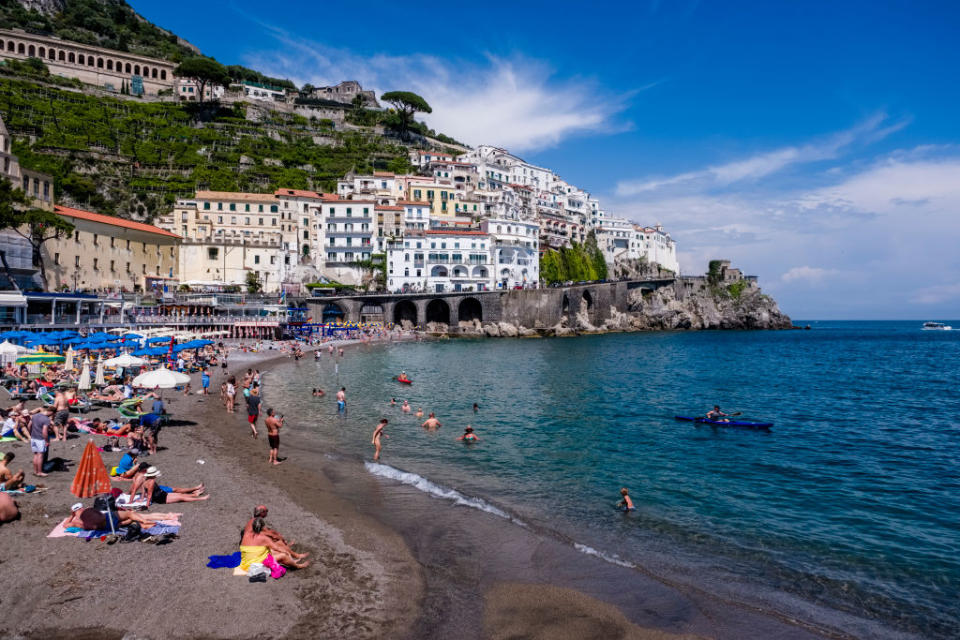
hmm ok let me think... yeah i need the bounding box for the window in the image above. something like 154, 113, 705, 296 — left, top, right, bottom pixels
303, 230, 308, 239
258, 205, 264, 213
203, 202, 210, 210
92, 234, 98, 246
245, 204, 250, 212
217, 203, 223, 211
126, 262, 131, 272
93, 258, 99, 270
245, 217, 250, 225
346, 208, 352, 217
363, 207, 369, 214
259, 218, 263, 225
303, 217, 308, 226
231, 217, 237, 224
208, 248, 219, 260
126, 240, 130, 250
110, 260, 115, 272
74, 231, 79, 243
54, 252, 60, 265
230, 204, 236, 212
254, 255, 260, 264
75, 256, 80, 267
270, 205, 278, 213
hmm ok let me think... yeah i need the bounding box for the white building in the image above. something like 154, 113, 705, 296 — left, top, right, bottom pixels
321, 199, 376, 285
596, 217, 639, 266
638, 224, 679, 273
241, 81, 286, 102
386, 229, 493, 294
482, 218, 539, 289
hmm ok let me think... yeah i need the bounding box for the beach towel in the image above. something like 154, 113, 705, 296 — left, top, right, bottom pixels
48, 513, 183, 539
116, 493, 148, 509
206, 551, 242, 569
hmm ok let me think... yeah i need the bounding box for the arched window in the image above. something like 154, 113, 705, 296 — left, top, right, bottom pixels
97, 57, 103, 68
18, 43, 25, 54
125, 63, 131, 73
59, 50, 65, 61
28, 45, 35, 57
78, 54, 85, 64
106, 60, 113, 70
88, 56, 94, 67
134, 65, 140, 75
5, 41, 12, 52
160, 70, 166, 80
151, 68, 158, 78
68, 52, 75, 63
141, 66, 148, 77
48, 48, 55, 60
38, 46, 45, 57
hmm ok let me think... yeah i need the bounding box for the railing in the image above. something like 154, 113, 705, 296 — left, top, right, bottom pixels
326, 216, 373, 224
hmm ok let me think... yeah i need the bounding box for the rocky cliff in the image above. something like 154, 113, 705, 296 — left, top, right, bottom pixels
451, 278, 792, 338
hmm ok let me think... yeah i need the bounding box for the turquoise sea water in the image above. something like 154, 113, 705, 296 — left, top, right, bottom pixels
272, 321, 960, 638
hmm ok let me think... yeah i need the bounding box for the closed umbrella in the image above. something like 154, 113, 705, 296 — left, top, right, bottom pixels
64, 347, 75, 372
103, 354, 148, 368
132, 366, 190, 389
94, 356, 105, 387
70, 440, 116, 535
78, 359, 92, 391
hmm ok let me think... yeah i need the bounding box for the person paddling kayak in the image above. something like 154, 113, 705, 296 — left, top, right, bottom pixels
706, 405, 732, 422
396, 371, 412, 384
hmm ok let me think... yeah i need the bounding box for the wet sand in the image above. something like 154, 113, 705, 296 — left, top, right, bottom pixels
1, 340, 841, 639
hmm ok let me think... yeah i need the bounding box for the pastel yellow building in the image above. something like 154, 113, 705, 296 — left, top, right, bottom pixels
44, 205, 180, 292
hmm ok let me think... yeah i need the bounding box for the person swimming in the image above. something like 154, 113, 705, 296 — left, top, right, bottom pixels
457, 426, 479, 443
415, 408, 424, 417
401, 400, 411, 413
616, 487, 635, 511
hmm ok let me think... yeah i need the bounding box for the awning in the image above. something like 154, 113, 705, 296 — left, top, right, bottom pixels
0, 292, 27, 307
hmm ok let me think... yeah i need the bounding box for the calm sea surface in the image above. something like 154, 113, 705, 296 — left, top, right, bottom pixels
269, 321, 960, 638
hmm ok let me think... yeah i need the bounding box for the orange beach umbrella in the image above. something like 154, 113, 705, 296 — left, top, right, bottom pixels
71, 440, 113, 498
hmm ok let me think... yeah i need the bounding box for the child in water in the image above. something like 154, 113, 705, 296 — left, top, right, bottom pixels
617, 488, 635, 511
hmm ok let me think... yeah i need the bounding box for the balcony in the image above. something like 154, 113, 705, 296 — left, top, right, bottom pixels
326, 215, 373, 224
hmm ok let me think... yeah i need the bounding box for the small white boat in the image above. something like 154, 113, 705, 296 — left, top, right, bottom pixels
922, 322, 952, 331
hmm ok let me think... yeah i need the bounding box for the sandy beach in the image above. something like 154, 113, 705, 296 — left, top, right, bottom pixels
1, 338, 830, 639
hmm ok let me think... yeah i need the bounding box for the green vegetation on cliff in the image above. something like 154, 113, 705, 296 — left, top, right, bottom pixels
540, 234, 608, 284
0, 76, 415, 220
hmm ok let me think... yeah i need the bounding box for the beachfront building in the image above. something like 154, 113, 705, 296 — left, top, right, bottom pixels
638, 224, 679, 273
482, 218, 540, 289
596, 216, 639, 266
386, 229, 494, 294
44, 205, 180, 293
158, 191, 286, 292
0, 28, 176, 95
320, 199, 376, 285
374, 204, 404, 252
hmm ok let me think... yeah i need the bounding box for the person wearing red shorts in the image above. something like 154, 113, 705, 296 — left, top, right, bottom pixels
245, 385, 261, 438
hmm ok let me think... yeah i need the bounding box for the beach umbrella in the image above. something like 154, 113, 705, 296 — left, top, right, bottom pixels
64, 347, 75, 372
146, 336, 174, 345
70, 440, 116, 535
16, 353, 65, 365
94, 356, 105, 387
121, 333, 143, 340
132, 365, 190, 390
0, 340, 28, 355
103, 354, 147, 368
78, 359, 92, 391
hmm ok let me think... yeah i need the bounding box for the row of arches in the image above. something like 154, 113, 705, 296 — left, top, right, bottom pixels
3, 39, 167, 79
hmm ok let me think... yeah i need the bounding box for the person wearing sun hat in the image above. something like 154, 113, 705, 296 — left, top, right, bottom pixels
141, 466, 210, 507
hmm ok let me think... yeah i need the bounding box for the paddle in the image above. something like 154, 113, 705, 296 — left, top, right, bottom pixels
701, 411, 742, 420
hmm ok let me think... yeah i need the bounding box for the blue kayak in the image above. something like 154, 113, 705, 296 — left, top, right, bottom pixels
675, 416, 773, 430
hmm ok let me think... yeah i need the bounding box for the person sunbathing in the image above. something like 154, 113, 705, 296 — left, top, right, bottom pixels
65, 503, 167, 530
0, 452, 26, 491
240, 517, 309, 571
138, 466, 208, 506
90, 386, 124, 402
0, 492, 18, 524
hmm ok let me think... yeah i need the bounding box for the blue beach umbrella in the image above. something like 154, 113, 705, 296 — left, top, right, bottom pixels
121, 333, 143, 340
146, 336, 174, 345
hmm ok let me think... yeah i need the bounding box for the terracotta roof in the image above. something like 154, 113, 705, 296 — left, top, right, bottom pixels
331, 199, 376, 205
55, 206, 181, 239
195, 191, 277, 203
274, 188, 322, 199
320, 194, 341, 201
372, 171, 395, 177
397, 200, 431, 206
376, 205, 403, 211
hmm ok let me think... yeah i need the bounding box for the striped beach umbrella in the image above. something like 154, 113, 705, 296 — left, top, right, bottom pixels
16, 353, 66, 365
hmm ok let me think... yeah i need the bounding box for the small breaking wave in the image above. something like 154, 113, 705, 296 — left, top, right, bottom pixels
364, 461, 525, 525
573, 543, 637, 568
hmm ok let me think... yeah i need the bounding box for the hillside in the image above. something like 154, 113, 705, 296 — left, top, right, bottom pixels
0, 0, 198, 61
0, 75, 418, 220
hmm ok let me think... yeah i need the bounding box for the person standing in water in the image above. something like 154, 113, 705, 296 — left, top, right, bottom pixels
371, 419, 388, 461
336, 387, 346, 414
473, 403, 479, 413
420, 413, 441, 430
457, 426, 479, 442
617, 488, 635, 511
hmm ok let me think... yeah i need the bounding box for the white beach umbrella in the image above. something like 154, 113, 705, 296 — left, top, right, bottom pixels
78, 359, 92, 391
64, 347, 75, 372
94, 356, 106, 387
132, 366, 190, 390
103, 354, 148, 368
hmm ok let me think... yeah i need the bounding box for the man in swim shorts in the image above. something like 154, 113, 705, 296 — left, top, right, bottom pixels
265, 409, 283, 465
336, 387, 346, 414
420, 413, 441, 430
52, 389, 70, 442
0, 452, 25, 491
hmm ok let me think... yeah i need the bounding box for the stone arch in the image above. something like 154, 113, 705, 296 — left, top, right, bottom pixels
451, 265, 468, 278
426, 299, 450, 324
458, 297, 482, 323
116, 59, 123, 71
134, 64, 140, 75
6, 41, 13, 52
321, 302, 345, 323
151, 68, 158, 78
78, 53, 84, 65
472, 265, 487, 278
393, 300, 417, 325
97, 57, 103, 68
68, 52, 75, 63
125, 63, 131, 73
142, 65, 149, 77
88, 56, 94, 67
28, 45, 35, 56
161, 69, 167, 80
18, 42, 25, 55
360, 303, 384, 323
582, 290, 594, 311
430, 265, 448, 278
59, 50, 65, 61
48, 48, 55, 60
38, 46, 45, 57
106, 59, 113, 70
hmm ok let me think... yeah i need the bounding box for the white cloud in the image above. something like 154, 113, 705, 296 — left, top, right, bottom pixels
910, 283, 960, 305
781, 266, 841, 284
615, 113, 909, 196
239, 26, 633, 152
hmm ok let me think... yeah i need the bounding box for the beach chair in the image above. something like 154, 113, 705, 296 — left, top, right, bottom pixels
1, 384, 31, 401
117, 401, 147, 420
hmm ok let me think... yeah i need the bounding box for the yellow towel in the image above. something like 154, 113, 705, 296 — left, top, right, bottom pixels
239, 545, 269, 571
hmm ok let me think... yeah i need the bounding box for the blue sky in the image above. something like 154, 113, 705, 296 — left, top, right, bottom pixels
130, 0, 960, 319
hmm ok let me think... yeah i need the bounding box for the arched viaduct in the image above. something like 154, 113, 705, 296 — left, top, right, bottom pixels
301, 278, 675, 331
